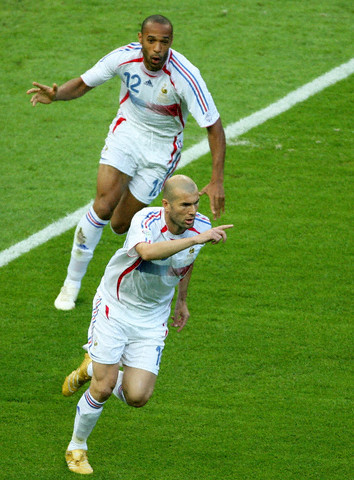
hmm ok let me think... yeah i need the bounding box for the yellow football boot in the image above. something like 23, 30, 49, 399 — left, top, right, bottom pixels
62, 353, 92, 397
65, 449, 93, 474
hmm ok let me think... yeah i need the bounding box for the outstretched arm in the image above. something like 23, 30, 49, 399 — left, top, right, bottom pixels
135, 224, 233, 261
199, 117, 226, 220
27, 77, 93, 106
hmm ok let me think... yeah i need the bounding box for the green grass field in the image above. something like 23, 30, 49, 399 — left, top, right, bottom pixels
1, 1, 353, 479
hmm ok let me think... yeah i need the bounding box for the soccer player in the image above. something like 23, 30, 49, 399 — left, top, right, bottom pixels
61, 175, 232, 474
27, 14, 226, 311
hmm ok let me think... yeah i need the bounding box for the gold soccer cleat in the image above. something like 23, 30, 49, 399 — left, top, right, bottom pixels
65, 449, 93, 474
62, 353, 92, 397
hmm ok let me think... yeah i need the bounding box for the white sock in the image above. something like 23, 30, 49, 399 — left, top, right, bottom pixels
112, 370, 127, 404
65, 206, 109, 287
68, 389, 105, 451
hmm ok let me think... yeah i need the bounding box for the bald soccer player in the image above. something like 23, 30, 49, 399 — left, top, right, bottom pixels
62, 175, 232, 474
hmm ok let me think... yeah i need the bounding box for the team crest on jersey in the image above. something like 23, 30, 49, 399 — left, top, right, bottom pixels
157, 84, 170, 103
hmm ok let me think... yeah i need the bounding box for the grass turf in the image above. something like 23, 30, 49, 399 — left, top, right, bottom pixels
0, 1, 353, 478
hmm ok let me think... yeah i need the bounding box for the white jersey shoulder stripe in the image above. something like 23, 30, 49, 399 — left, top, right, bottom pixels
99, 43, 141, 62
194, 213, 212, 228
169, 53, 209, 114
117, 42, 141, 52
141, 209, 162, 229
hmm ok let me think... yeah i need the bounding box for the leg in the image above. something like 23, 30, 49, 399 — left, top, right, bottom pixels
89, 361, 120, 402
55, 165, 132, 310
68, 363, 119, 447
120, 366, 157, 408
61, 359, 157, 408
92, 164, 132, 220
66, 362, 120, 474
112, 334, 165, 406
110, 188, 147, 235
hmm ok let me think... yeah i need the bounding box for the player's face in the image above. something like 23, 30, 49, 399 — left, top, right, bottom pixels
138, 22, 173, 71
164, 190, 200, 235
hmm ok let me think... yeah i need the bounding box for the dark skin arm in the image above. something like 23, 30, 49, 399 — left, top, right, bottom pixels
199, 117, 226, 220
27, 78, 226, 221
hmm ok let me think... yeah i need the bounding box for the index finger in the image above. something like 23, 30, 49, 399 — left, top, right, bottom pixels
218, 224, 234, 230
31, 81, 46, 89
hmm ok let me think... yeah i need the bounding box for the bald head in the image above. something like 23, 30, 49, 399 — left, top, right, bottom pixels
162, 175, 200, 234
163, 175, 198, 202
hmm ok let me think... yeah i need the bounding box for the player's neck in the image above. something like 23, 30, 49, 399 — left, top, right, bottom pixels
164, 215, 186, 236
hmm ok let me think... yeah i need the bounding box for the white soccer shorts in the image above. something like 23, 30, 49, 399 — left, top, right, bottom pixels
87, 292, 168, 375
100, 121, 183, 205
99, 117, 183, 204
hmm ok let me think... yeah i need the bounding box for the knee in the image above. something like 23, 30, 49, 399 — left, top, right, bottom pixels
110, 217, 130, 235
124, 389, 152, 408
93, 198, 116, 221
90, 382, 115, 403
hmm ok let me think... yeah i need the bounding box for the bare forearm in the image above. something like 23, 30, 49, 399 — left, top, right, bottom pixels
55, 77, 92, 101
171, 265, 194, 331
136, 237, 198, 261
177, 264, 194, 301
135, 225, 233, 261
207, 117, 225, 182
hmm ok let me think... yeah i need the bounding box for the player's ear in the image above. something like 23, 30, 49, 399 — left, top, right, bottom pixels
162, 198, 172, 214
138, 32, 143, 43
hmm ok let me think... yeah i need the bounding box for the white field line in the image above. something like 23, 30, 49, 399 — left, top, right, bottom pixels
178, 58, 354, 168
0, 203, 93, 268
1, 58, 353, 268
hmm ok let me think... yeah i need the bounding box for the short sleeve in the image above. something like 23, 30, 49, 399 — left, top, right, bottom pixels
170, 52, 220, 128
124, 209, 159, 257
81, 49, 123, 87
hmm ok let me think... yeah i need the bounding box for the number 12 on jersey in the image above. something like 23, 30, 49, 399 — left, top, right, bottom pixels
124, 72, 141, 93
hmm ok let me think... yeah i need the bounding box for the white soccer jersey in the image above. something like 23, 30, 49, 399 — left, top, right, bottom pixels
81, 43, 220, 139
98, 207, 212, 328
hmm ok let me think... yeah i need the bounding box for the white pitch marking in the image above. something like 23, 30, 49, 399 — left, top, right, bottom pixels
178, 57, 354, 168
0, 203, 93, 267
1, 58, 353, 268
